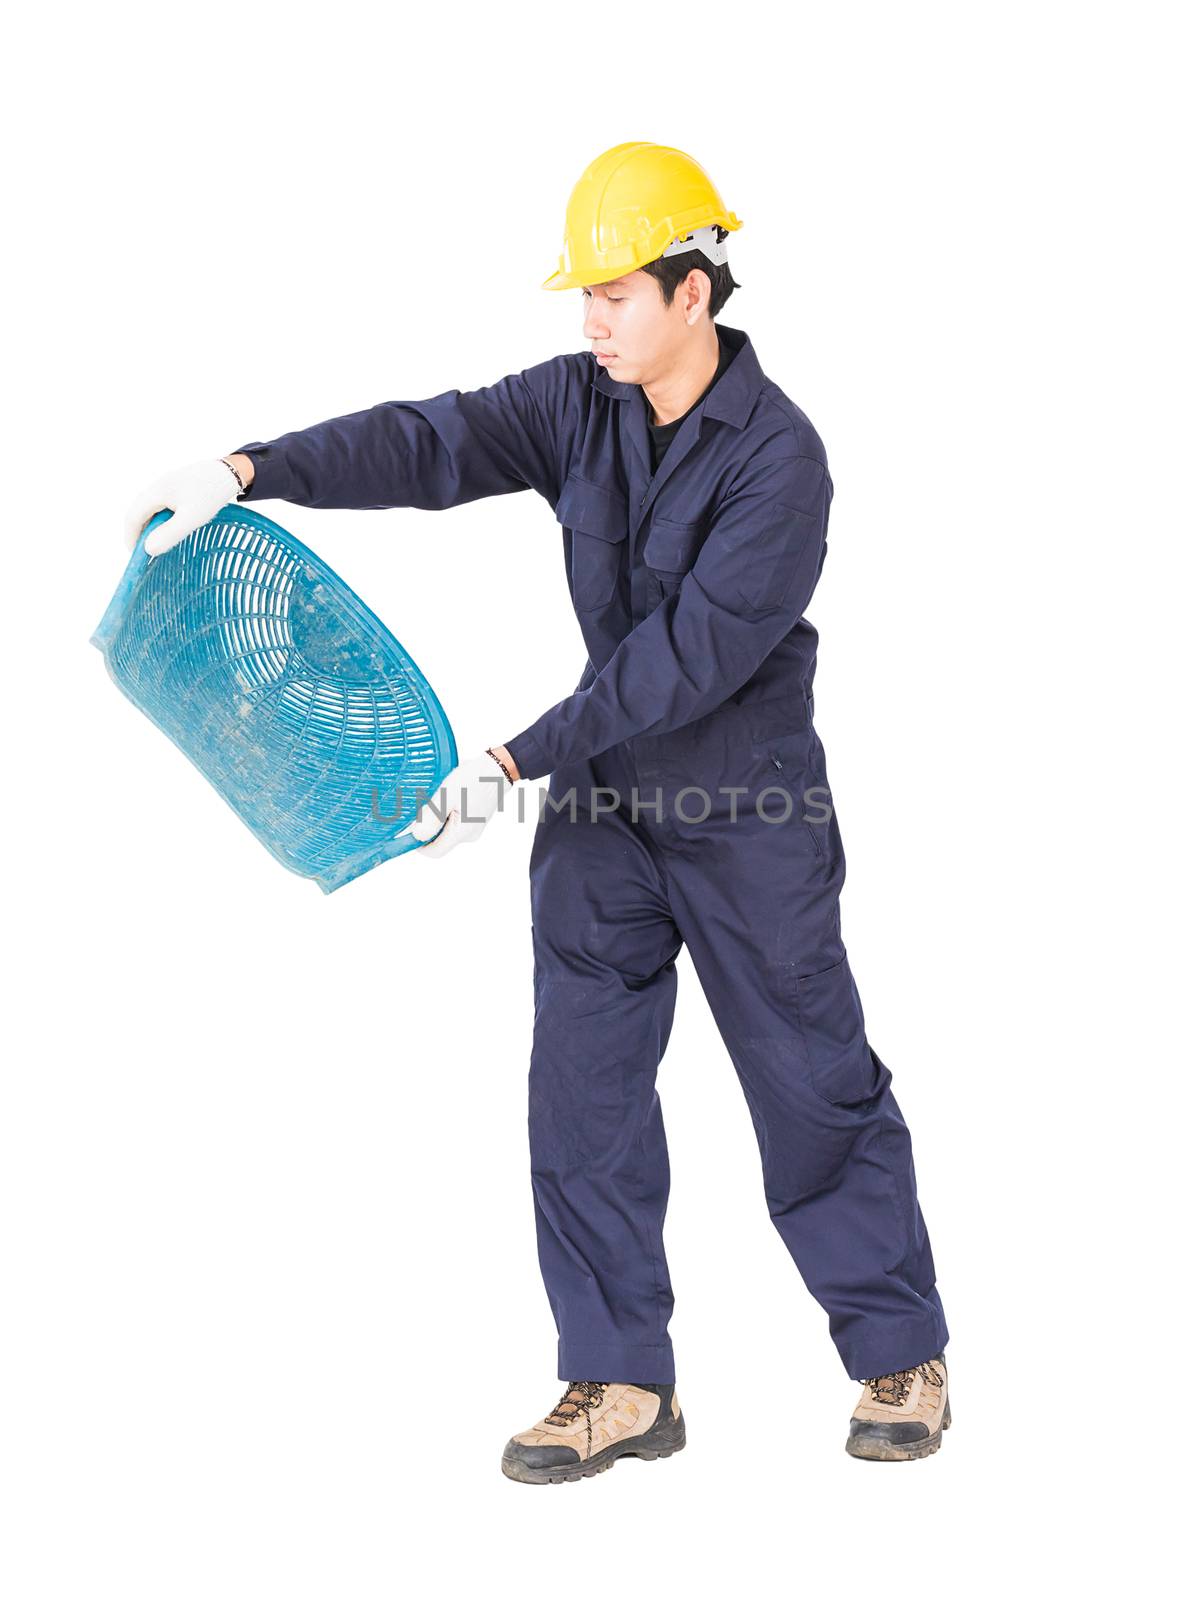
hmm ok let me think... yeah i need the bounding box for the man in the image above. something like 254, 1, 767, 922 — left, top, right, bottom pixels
125, 140, 950, 1480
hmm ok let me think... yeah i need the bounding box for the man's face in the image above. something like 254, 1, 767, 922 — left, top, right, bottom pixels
581, 269, 693, 384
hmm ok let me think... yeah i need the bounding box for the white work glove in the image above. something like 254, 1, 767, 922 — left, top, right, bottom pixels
410, 751, 515, 859
124, 457, 246, 557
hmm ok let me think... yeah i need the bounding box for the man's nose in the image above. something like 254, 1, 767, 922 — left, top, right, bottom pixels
582, 302, 609, 340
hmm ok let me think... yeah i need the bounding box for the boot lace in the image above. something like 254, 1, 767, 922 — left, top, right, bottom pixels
864, 1361, 943, 1407
543, 1380, 609, 1458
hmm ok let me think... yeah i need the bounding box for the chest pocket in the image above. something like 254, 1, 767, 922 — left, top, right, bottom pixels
556, 472, 629, 611
643, 516, 705, 601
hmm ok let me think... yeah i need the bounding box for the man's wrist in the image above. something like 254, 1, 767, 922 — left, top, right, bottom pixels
222, 452, 255, 494
486, 744, 520, 784
501, 730, 550, 784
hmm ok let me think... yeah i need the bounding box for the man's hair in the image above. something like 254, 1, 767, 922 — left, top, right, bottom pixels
641, 225, 741, 318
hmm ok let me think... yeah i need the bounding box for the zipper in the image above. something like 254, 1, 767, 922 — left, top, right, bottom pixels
766, 750, 822, 855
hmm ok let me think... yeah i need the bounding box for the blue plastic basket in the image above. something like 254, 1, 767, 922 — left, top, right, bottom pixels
91, 505, 456, 893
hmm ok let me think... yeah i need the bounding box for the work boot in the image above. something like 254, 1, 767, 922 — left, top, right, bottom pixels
501, 1380, 686, 1485
845, 1352, 951, 1461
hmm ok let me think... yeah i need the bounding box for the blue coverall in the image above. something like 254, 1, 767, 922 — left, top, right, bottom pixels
234, 323, 949, 1382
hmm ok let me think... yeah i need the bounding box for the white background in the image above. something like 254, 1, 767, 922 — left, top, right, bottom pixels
3, 2, 1190, 1594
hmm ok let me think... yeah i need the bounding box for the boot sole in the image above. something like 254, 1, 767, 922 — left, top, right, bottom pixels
501, 1416, 687, 1485
845, 1397, 952, 1462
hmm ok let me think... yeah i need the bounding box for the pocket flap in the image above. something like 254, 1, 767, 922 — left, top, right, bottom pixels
744, 692, 815, 744
555, 473, 628, 543
644, 516, 703, 572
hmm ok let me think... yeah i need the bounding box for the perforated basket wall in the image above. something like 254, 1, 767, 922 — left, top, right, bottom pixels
91, 505, 456, 892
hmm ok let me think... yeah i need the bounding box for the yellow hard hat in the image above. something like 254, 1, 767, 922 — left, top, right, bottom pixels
543, 141, 743, 292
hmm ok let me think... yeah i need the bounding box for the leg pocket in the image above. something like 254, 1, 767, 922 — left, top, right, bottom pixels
793, 954, 880, 1106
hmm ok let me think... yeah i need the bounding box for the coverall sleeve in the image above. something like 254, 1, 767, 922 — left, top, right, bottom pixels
231, 358, 570, 511
503, 451, 833, 781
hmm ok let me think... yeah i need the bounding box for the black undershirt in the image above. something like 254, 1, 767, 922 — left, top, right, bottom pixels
644, 330, 734, 474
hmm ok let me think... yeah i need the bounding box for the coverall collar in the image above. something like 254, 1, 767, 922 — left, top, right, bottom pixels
590, 323, 763, 432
